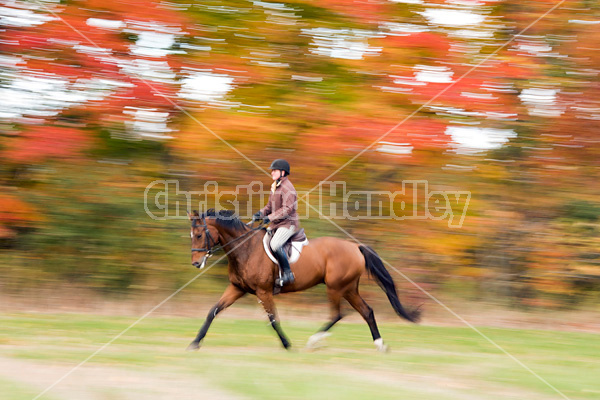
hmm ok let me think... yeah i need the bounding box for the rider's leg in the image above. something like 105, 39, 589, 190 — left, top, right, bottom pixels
270, 226, 296, 287
274, 248, 293, 287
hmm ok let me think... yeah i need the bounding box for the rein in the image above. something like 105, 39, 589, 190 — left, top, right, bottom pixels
191, 216, 265, 269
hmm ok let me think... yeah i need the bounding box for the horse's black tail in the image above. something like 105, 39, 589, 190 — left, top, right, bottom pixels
359, 245, 421, 323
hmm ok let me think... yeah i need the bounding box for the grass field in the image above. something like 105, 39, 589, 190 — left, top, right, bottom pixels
0, 312, 598, 400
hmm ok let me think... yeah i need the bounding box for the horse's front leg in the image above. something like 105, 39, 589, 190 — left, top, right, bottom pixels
187, 284, 245, 351
256, 289, 291, 349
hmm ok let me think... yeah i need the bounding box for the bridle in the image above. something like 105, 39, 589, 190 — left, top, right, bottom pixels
191, 215, 218, 254
190, 215, 266, 269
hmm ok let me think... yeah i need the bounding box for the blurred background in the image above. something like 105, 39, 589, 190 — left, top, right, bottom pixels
1, 0, 600, 322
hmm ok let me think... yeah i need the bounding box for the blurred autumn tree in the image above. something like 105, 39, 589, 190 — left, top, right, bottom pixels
0, 0, 599, 307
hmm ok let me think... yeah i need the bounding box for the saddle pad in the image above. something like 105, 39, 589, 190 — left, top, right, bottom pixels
263, 229, 309, 264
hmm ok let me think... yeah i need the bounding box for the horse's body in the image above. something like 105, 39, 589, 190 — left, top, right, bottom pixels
229, 235, 362, 295
188, 209, 420, 352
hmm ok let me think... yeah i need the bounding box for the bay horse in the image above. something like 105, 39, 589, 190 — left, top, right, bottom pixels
187, 209, 421, 352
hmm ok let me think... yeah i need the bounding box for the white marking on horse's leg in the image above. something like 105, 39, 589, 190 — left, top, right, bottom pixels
374, 338, 389, 353
306, 331, 331, 349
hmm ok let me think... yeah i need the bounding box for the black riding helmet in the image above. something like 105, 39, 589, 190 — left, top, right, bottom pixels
269, 159, 290, 176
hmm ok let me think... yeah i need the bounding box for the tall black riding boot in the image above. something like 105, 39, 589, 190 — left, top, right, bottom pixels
274, 248, 295, 287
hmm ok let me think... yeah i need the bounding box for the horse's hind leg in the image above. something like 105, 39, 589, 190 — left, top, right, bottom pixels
344, 289, 388, 352
256, 289, 291, 349
306, 288, 342, 349
187, 284, 245, 351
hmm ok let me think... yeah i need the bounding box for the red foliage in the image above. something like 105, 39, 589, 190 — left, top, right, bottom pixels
1, 0, 192, 122
301, 115, 449, 162
2, 126, 93, 164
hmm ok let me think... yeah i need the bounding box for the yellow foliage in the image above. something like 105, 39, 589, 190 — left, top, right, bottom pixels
453, 266, 487, 278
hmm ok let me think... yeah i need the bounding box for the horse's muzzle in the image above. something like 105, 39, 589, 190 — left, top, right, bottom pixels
192, 261, 201, 268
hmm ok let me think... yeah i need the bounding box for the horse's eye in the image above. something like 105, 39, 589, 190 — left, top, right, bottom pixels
196, 235, 202, 239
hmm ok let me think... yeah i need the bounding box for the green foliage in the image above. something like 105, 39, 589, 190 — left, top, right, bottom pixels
563, 200, 600, 222
92, 128, 167, 160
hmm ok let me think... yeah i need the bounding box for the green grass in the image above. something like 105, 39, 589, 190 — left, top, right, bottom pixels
0, 312, 598, 400
0, 377, 56, 400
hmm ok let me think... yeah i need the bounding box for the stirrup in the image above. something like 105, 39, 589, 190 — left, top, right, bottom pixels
276, 272, 295, 287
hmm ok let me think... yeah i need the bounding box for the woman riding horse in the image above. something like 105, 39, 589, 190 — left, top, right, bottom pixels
187, 161, 421, 352
253, 159, 297, 287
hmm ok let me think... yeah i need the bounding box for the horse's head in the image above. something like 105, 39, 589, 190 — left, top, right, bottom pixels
188, 210, 220, 268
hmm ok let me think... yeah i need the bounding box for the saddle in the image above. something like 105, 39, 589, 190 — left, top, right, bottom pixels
263, 228, 309, 264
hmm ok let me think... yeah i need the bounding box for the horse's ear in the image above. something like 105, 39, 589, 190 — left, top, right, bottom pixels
187, 210, 199, 220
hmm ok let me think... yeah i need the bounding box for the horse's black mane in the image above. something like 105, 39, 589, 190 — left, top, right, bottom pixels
202, 208, 248, 232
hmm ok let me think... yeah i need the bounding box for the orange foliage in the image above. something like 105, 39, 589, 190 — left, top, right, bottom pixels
379, 32, 451, 57
0, 193, 39, 234
317, 0, 390, 23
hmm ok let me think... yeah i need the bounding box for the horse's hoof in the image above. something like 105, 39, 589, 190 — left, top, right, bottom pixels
306, 332, 331, 350
374, 338, 389, 353
186, 342, 200, 351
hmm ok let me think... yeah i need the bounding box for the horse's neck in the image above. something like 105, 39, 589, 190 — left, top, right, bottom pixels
217, 225, 263, 268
